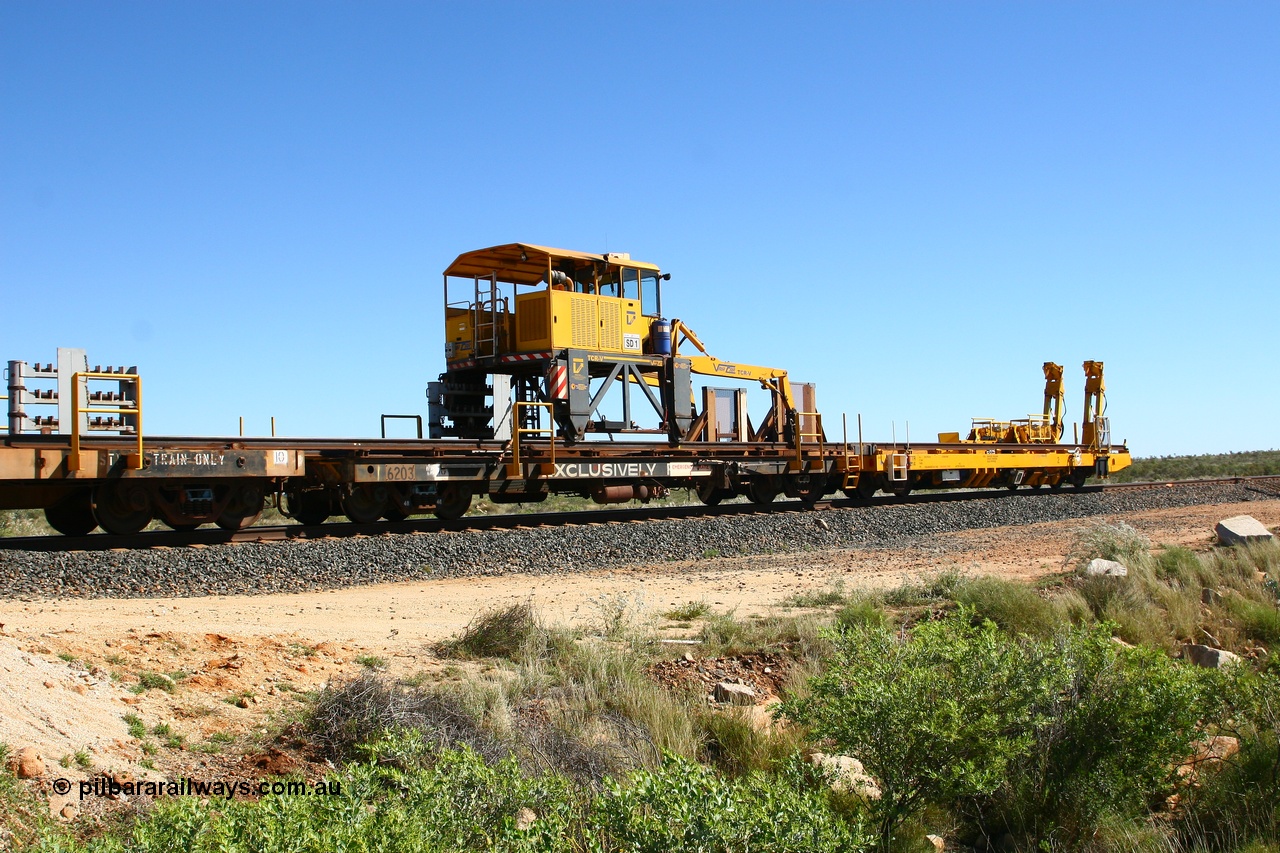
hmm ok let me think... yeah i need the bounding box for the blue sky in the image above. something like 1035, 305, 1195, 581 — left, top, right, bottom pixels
2, 2, 1276, 455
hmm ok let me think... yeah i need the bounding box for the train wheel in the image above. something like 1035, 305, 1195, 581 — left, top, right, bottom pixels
696, 481, 724, 506
842, 479, 877, 503
434, 485, 472, 520
342, 487, 386, 524
287, 490, 330, 526
792, 478, 826, 508
44, 491, 97, 536
162, 520, 201, 532
1070, 471, 1089, 491
216, 485, 264, 531
890, 484, 912, 498
1049, 479, 1064, 492
383, 506, 408, 522
92, 483, 152, 535
747, 479, 777, 506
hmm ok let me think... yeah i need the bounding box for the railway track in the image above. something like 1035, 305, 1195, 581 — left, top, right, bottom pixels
3, 476, 1276, 554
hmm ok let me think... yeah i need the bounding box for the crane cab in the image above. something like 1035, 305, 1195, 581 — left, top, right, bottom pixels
443, 243, 667, 363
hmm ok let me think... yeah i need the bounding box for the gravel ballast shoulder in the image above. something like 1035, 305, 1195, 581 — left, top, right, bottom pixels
0, 483, 1271, 600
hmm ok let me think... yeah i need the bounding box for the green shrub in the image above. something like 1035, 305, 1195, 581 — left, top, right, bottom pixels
590, 754, 870, 852
1178, 666, 1280, 849
882, 569, 965, 607
983, 627, 1213, 847
834, 596, 888, 631
784, 613, 1219, 850
135, 671, 177, 693
696, 706, 805, 777
781, 612, 1066, 849
102, 740, 580, 853
1229, 598, 1280, 645
952, 576, 1061, 638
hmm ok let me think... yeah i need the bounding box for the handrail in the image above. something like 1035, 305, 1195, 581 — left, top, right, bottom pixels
793, 410, 824, 467
511, 401, 555, 476
381, 414, 424, 439
70, 371, 142, 472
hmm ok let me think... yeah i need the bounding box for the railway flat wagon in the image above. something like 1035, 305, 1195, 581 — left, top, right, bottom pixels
1, 245, 1131, 537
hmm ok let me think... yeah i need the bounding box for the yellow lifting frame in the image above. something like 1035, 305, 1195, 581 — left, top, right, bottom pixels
69, 371, 143, 473
510, 401, 555, 479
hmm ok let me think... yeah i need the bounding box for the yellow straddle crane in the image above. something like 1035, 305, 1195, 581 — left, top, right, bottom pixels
1080, 360, 1108, 449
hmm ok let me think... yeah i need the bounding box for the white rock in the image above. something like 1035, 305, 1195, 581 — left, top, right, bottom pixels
1216, 515, 1274, 547
713, 681, 757, 705
808, 752, 882, 799
1182, 644, 1242, 669
1086, 558, 1128, 577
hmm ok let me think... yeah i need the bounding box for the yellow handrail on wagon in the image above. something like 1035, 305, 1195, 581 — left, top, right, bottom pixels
793, 410, 824, 468
510, 401, 555, 478
69, 371, 143, 472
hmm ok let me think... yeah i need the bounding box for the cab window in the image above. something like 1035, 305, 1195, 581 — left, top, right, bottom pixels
640, 271, 661, 316
595, 266, 620, 296
621, 268, 638, 300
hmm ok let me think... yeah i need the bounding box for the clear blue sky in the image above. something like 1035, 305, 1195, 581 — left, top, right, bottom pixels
3, 2, 1276, 455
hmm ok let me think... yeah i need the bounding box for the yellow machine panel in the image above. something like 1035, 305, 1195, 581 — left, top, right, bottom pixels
514, 292, 551, 351
512, 290, 650, 355
445, 307, 476, 360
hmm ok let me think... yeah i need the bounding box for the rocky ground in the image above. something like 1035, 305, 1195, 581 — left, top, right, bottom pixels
0, 488, 1276, 830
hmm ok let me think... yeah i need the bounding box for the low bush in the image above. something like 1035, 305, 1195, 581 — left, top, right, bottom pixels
697, 611, 829, 660
834, 596, 888, 631
783, 613, 1219, 850
435, 602, 545, 661
52, 737, 870, 853
1178, 666, 1280, 850
591, 754, 870, 852
1068, 521, 1151, 569
980, 628, 1213, 848
781, 612, 1065, 849
696, 705, 805, 777
307, 672, 505, 764
952, 576, 1061, 638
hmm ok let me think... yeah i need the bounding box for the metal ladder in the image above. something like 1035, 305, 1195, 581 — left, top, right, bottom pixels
516, 377, 541, 432
473, 273, 502, 357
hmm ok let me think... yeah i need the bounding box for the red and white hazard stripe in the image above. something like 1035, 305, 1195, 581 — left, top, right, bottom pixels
447, 352, 552, 370
549, 364, 568, 399
499, 352, 552, 363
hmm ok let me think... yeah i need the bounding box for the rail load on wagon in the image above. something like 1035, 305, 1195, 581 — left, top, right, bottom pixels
0, 243, 1132, 537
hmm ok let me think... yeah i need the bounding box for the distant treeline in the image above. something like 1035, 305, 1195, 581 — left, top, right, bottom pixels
1111, 449, 1280, 483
